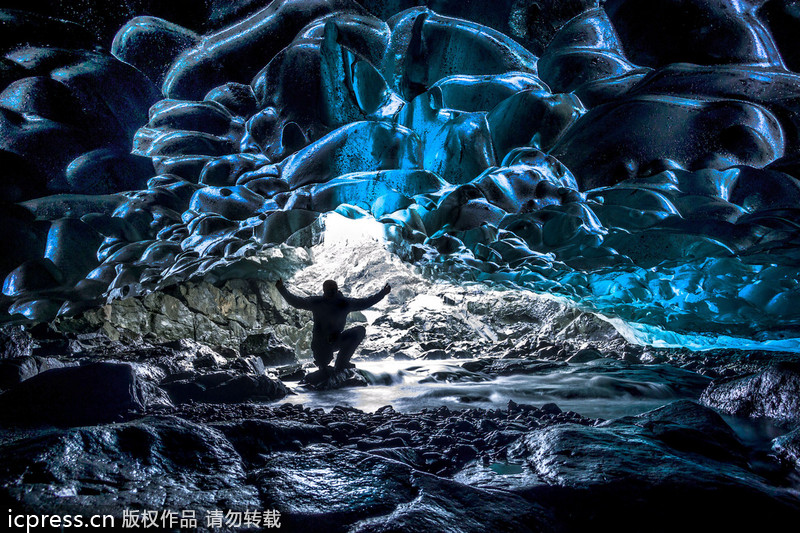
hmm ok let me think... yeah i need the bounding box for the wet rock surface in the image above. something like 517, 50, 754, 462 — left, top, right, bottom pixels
701, 361, 800, 421
0, 415, 261, 518
0, 319, 798, 529
501, 400, 800, 530
1, 395, 797, 532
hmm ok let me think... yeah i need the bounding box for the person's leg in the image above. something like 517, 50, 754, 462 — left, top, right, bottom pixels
311, 339, 334, 373
334, 326, 366, 371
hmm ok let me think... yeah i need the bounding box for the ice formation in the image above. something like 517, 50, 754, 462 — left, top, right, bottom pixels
1, 0, 800, 351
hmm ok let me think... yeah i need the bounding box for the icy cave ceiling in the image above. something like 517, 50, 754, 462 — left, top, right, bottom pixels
1, 0, 800, 350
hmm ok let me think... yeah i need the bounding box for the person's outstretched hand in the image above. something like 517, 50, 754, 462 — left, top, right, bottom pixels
276, 278, 284, 290
382, 283, 391, 294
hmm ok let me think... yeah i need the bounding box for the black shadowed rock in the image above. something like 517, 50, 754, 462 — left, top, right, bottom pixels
0, 362, 146, 426
0, 415, 260, 517
772, 428, 800, 472
0, 355, 65, 390
500, 400, 800, 531
160, 370, 288, 404
300, 367, 369, 390
239, 331, 297, 366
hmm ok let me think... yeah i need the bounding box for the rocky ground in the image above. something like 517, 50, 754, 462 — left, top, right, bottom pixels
1, 288, 799, 531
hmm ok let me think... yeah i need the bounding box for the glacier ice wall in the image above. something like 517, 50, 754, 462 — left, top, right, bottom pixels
1, 0, 800, 351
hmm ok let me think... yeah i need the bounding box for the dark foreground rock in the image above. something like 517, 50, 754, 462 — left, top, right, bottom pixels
161, 370, 288, 403
773, 428, 800, 473
701, 361, 800, 421
495, 400, 800, 530
257, 445, 553, 533
0, 399, 797, 532
0, 355, 66, 390
300, 367, 370, 390
0, 362, 146, 426
0, 415, 260, 517
240, 331, 298, 366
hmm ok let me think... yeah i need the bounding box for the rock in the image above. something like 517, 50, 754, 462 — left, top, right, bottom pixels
160, 370, 288, 403
483, 359, 566, 376
59, 275, 310, 348
566, 347, 604, 363
301, 367, 370, 390
772, 428, 800, 472
700, 362, 800, 421
350, 469, 552, 533
239, 331, 297, 366
620, 351, 641, 364
0, 355, 65, 390
255, 444, 552, 532
502, 400, 800, 530
0, 362, 147, 426
540, 402, 562, 415
211, 418, 327, 463
535, 345, 561, 359
0, 415, 260, 516
420, 348, 448, 360
418, 364, 489, 383
616, 399, 747, 463
639, 350, 668, 364
0, 326, 34, 358
253, 443, 416, 530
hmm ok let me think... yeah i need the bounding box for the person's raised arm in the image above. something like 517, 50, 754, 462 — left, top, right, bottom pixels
276, 279, 313, 310
348, 283, 391, 311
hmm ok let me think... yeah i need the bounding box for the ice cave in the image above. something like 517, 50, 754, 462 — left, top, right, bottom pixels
0, 0, 798, 531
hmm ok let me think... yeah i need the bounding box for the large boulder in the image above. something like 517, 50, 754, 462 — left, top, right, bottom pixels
239, 331, 297, 366
700, 361, 800, 421
0, 325, 34, 359
772, 428, 800, 472
452, 400, 800, 531
0, 362, 147, 426
160, 370, 288, 404
254, 444, 552, 532
0, 415, 260, 517
0, 355, 65, 390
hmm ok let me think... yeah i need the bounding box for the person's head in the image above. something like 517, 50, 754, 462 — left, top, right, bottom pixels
322, 279, 338, 297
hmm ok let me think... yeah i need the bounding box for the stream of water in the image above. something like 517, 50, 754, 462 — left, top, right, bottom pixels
277, 359, 712, 420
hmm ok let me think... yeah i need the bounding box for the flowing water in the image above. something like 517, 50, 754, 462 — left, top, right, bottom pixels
277, 359, 712, 420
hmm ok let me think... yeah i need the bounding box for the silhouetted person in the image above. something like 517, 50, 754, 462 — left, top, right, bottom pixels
276, 279, 391, 373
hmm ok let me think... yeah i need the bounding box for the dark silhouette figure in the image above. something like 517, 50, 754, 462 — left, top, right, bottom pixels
276, 279, 391, 373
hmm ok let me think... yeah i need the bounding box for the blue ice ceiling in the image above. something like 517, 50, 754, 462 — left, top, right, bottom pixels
1, 0, 800, 350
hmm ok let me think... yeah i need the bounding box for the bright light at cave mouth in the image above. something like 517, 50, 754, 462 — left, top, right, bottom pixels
319, 211, 388, 247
